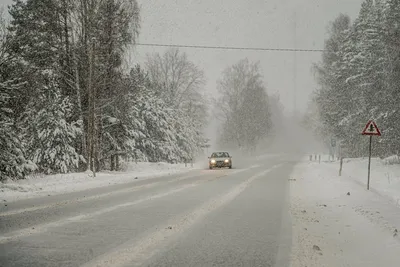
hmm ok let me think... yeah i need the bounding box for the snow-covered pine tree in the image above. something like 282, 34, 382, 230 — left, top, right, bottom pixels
175, 110, 203, 162
7, 0, 68, 111
22, 74, 84, 174
136, 94, 180, 163
88, 0, 141, 170
352, 0, 388, 117
0, 7, 35, 180
378, 0, 400, 155
313, 14, 354, 153
0, 79, 36, 181
100, 65, 150, 169
312, 1, 400, 157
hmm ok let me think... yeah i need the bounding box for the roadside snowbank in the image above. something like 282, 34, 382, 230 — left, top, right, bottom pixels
0, 162, 196, 202
289, 159, 400, 267
340, 157, 400, 206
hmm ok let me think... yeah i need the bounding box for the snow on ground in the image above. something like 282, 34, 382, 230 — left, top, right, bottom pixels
289, 158, 400, 267
341, 157, 400, 206
0, 162, 198, 203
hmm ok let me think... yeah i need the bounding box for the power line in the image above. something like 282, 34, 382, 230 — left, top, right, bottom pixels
135, 42, 325, 53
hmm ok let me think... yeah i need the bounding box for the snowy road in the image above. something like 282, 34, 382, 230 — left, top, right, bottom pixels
0, 155, 295, 267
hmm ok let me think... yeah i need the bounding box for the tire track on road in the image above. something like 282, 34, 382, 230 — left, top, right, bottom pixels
0, 165, 258, 244
1, 169, 228, 217
0, 165, 260, 217
80, 164, 282, 267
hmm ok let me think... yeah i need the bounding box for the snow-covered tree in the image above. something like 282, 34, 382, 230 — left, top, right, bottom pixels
145, 48, 205, 107
22, 75, 84, 174
0, 8, 35, 181
0, 79, 36, 181
215, 59, 272, 152
1, 0, 209, 178
144, 49, 208, 161
313, 0, 400, 157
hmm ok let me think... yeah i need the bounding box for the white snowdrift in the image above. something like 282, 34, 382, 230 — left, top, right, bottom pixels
338, 157, 400, 206
289, 158, 400, 267
0, 162, 197, 202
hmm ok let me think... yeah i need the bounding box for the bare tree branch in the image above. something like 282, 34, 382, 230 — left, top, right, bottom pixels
145, 48, 205, 108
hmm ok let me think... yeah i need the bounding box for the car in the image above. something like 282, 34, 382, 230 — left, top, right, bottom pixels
208, 152, 232, 169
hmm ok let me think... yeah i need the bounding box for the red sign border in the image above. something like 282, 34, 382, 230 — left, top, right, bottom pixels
362, 120, 381, 136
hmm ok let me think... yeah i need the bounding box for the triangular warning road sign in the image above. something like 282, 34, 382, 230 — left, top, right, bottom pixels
362, 120, 381, 136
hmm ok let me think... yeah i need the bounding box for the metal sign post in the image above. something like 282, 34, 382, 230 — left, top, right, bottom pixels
361, 120, 381, 190
367, 135, 372, 190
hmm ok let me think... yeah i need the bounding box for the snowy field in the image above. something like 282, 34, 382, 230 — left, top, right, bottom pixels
0, 162, 198, 203
289, 157, 400, 267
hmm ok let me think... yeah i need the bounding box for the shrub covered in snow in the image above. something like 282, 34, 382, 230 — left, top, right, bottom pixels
383, 155, 400, 165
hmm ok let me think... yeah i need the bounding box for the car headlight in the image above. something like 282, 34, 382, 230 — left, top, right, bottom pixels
224, 159, 229, 163
211, 159, 216, 163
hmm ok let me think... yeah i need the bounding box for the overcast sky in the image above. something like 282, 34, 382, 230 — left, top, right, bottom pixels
1, 0, 363, 114
130, 0, 364, 114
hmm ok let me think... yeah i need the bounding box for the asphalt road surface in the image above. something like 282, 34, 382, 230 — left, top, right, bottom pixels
0, 154, 296, 267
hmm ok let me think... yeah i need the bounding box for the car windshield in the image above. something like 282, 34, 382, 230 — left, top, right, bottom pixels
211, 152, 229, 158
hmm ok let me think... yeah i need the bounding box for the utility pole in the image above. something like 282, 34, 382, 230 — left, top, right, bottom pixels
293, 11, 297, 113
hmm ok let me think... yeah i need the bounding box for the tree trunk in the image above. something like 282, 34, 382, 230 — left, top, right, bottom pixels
91, 39, 97, 177
96, 108, 103, 171
87, 37, 96, 176
70, 16, 86, 171
110, 155, 115, 171
62, 0, 71, 92
116, 155, 119, 171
